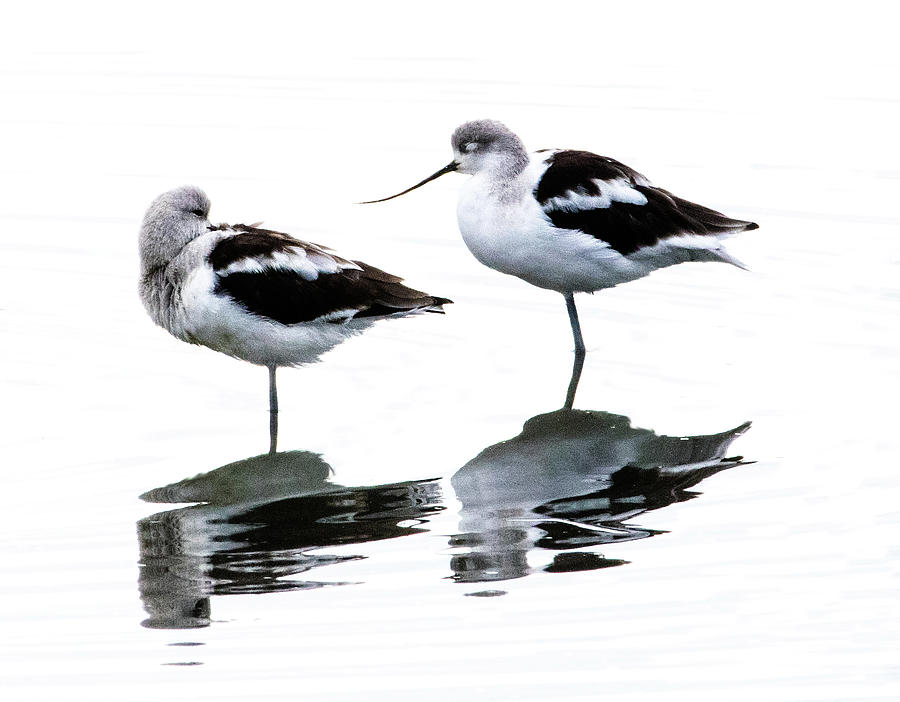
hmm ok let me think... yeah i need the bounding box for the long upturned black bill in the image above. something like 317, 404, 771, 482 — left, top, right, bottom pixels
358, 161, 459, 204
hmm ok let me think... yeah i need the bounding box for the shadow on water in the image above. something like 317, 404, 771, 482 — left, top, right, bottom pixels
137, 451, 443, 629
449, 410, 752, 584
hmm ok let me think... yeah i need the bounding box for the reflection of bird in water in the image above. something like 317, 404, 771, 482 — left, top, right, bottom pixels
138, 186, 450, 453
450, 409, 751, 584
137, 450, 443, 629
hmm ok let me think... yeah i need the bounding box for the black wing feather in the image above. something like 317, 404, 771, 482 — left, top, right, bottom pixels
535, 150, 649, 201
535, 150, 758, 256
208, 225, 303, 270
209, 225, 450, 325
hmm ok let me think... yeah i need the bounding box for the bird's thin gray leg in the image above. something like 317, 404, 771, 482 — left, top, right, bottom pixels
268, 365, 279, 454
562, 293, 586, 409
564, 292, 586, 352
564, 348, 586, 410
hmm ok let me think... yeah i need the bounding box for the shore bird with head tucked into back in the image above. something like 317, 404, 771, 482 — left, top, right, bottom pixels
362, 120, 757, 403
139, 186, 450, 452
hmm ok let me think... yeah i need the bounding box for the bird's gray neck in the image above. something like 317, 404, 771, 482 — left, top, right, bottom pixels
139, 265, 180, 334
491, 139, 530, 181
485, 150, 533, 201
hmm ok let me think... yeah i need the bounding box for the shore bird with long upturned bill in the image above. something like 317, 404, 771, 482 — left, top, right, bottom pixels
362, 120, 757, 383
139, 185, 450, 452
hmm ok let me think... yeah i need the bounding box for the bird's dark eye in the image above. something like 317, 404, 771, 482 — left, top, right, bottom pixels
464, 142, 479, 153
190, 208, 205, 217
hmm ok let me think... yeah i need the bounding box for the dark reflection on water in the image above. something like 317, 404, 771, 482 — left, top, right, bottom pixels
137, 408, 750, 627
137, 451, 443, 629
450, 410, 751, 583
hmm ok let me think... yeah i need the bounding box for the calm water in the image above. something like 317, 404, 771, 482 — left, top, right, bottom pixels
2, 5, 899, 701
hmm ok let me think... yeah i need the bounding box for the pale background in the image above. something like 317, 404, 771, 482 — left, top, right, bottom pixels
1, 1, 898, 700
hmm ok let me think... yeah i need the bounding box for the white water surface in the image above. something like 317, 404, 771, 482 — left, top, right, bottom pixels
1, 2, 898, 700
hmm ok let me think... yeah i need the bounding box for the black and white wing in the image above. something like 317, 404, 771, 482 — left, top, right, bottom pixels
534, 150, 757, 260
208, 224, 450, 325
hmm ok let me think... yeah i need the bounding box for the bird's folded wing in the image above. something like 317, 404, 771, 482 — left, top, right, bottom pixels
209, 224, 449, 325
534, 150, 757, 257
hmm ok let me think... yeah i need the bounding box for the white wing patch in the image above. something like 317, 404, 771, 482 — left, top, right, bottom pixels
222, 247, 362, 281
541, 178, 649, 213
313, 308, 361, 323
627, 234, 749, 270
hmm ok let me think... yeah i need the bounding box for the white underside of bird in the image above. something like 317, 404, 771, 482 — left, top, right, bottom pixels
184, 265, 373, 368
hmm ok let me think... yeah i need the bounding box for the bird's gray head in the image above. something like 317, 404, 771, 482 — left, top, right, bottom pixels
450, 119, 528, 177
359, 119, 529, 204
139, 185, 211, 272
